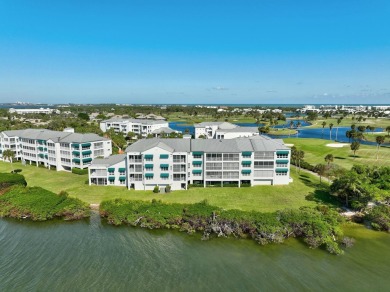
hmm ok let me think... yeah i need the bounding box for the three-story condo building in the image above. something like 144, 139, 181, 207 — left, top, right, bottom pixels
0, 128, 112, 171
100, 118, 171, 137
194, 122, 259, 139
88, 136, 291, 190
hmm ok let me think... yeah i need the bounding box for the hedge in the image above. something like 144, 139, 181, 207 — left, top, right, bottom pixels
72, 168, 89, 175
0, 173, 27, 190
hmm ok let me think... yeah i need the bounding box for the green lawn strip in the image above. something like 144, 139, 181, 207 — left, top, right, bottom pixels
0, 161, 335, 210
284, 138, 390, 169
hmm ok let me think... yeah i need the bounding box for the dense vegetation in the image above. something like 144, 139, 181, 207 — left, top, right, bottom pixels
0, 186, 90, 221
365, 205, 390, 232
330, 165, 390, 210
0, 172, 27, 190
100, 199, 346, 255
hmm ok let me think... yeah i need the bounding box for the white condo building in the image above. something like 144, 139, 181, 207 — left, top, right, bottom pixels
100, 118, 172, 137
194, 122, 259, 139
9, 108, 59, 115
0, 129, 112, 171
88, 136, 291, 191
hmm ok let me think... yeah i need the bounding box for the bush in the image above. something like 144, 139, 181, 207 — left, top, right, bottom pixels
188, 184, 203, 188
72, 168, 89, 175
365, 205, 390, 232
0, 173, 27, 190
11, 169, 22, 174
99, 200, 345, 255
165, 185, 171, 193
153, 186, 159, 193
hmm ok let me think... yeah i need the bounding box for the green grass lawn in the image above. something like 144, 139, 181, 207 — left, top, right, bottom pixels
166, 112, 258, 124
307, 116, 390, 129
284, 138, 390, 169
0, 161, 334, 212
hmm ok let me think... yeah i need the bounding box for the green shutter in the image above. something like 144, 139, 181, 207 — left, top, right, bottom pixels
72, 151, 80, 155
192, 169, 202, 174
160, 154, 169, 159
160, 164, 169, 168
144, 154, 153, 159
72, 144, 80, 148
82, 150, 92, 155
38, 146, 44, 151
73, 158, 80, 163
108, 176, 115, 181
145, 164, 153, 168
242, 169, 251, 174
276, 160, 289, 164
83, 158, 92, 163
108, 168, 115, 172
241, 161, 251, 165
160, 173, 169, 178
119, 176, 126, 181
242, 151, 252, 156
276, 168, 288, 173
192, 161, 202, 165
276, 150, 289, 155
38, 153, 44, 158
145, 173, 154, 178
82, 143, 91, 147
119, 168, 126, 172
192, 151, 203, 156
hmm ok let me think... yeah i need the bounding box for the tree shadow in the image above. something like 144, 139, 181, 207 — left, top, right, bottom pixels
298, 174, 340, 207
334, 156, 346, 160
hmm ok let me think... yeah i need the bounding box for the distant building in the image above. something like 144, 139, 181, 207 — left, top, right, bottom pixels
194, 122, 259, 139
0, 129, 111, 171
88, 136, 291, 190
100, 118, 171, 137
9, 108, 59, 115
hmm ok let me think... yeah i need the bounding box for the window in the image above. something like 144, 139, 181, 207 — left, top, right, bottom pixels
206, 162, 222, 170
119, 171, 125, 175
276, 163, 288, 168
277, 154, 288, 159
130, 174, 143, 181
276, 171, 288, 176
223, 172, 239, 179
206, 153, 222, 161
109, 180, 115, 185
161, 166, 168, 171
223, 162, 239, 170
254, 161, 274, 169
254, 151, 274, 159
205, 171, 222, 179
173, 165, 186, 172
120, 180, 126, 185
223, 154, 239, 161
193, 154, 202, 159
173, 174, 186, 181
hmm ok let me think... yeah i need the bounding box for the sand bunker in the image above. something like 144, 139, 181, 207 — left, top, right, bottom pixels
285, 143, 294, 147
326, 143, 348, 148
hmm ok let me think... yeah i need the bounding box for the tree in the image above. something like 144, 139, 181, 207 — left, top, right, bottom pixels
321, 121, 326, 137
324, 154, 334, 166
2, 149, 15, 171
336, 118, 342, 141
386, 126, 390, 137
314, 164, 327, 184
77, 112, 90, 121
345, 130, 352, 143
329, 123, 334, 140
375, 136, 385, 160
350, 141, 360, 158
258, 126, 270, 134
366, 125, 375, 135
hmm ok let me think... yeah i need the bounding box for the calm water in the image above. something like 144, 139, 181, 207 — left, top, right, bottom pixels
1, 214, 389, 291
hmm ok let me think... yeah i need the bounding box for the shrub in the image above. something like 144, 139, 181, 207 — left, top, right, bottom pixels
0, 173, 27, 190
72, 168, 89, 175
153, 186, 159, 193
11, 169, 22, 174
165, 185, 171, 193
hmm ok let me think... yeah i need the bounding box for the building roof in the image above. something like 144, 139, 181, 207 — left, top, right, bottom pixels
101, 118, 168, 125
90, 154, 126, 167
126, 136, 288, 153
151, 127, 179, 134
215, 126, 258, 133
1, 129, 109, 143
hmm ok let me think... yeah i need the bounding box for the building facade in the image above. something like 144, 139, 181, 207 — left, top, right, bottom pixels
100, 118, 170, 137
0, 129, 112, 171
9, 108, 59, 115
194, 122, 259, 139
88, 136, 291, 191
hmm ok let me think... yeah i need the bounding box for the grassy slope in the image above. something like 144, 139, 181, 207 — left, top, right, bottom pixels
307, 117, 390, 129
284, 138, 390, 169
0, 161, 333, 212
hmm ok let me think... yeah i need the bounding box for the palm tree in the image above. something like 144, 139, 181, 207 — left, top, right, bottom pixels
297, 150, 304, 173
346, 130, 352, 143
324, 154, 334, 166
329, 123, 334, 140
2, 149, 15, 172
375, 136, 385, 160
386, 126, 390, 137
335, 118, 342, 141
350, 141, 360, 159
314, 164, 327, 184
321, 121, 327, 137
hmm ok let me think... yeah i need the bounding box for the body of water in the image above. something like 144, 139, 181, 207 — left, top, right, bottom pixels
0, 215, 389, 291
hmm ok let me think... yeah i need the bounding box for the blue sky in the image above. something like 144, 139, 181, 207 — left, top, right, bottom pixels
0, 0, 390, 104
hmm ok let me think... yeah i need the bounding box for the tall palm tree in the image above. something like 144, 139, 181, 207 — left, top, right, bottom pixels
329, 123, 334, 140
336, 118, 342, 141
321, 121, 327, 137
386, 126, 390, 137
375, 136, 385, 160
2, 149, 15, 172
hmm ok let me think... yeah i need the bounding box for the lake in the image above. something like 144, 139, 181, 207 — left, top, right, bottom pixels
1, 214, 389, 291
